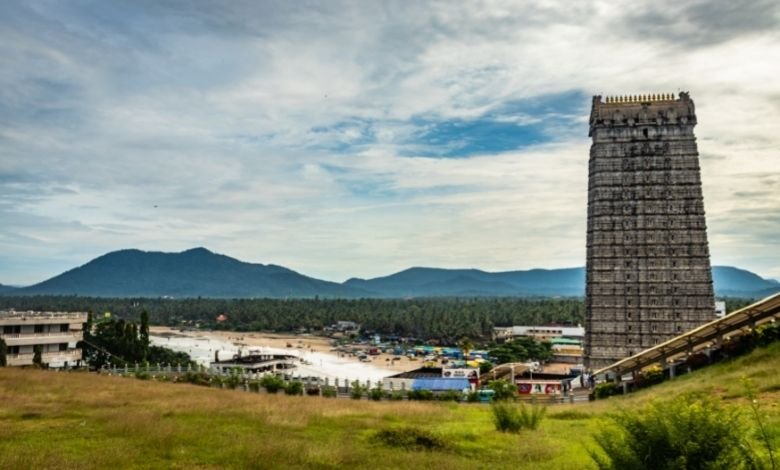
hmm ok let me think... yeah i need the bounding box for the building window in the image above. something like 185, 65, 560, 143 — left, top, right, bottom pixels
60, 324, 69, 332
59, 343, 68, 351
34, 325, 44, 333
628, 325, 633, 332
652, 324, 658, 332
676, 325, 682, 333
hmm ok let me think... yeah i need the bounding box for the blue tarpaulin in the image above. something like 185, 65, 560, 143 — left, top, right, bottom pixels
411, 378, 470, 391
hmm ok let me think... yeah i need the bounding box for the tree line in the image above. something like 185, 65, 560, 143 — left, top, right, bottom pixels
0, 295, 754, 343
0, 296, 585, 341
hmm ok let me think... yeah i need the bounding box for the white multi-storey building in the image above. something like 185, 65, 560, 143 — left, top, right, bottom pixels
0, 310, 88, 367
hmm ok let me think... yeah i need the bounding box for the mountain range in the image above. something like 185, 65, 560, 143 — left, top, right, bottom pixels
1, 247, 778, 299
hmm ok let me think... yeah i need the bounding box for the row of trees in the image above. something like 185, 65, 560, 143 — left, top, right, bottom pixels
81, 312, 192, 368
0, 296, 586, 341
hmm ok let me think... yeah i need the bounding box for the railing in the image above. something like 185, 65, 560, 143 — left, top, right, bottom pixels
2, 331, 80, 338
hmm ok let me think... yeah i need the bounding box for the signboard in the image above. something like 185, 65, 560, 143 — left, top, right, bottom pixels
715, 301, 726, 318
442, 368, 479, 379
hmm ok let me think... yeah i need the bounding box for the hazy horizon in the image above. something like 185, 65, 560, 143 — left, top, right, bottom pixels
2, 1, 779, 285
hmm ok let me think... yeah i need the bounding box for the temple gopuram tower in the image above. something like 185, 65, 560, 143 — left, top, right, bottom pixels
584, 92, 715, 370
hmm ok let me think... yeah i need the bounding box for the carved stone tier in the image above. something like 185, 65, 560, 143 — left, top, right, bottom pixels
584, 92, 715, 370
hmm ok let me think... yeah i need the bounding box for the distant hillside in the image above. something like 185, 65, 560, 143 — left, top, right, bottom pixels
2, 248, 778, 299
13, 248, 366, 298
344, 267, 585, 297
711, 265, 780, 297
0, 284, 19, 294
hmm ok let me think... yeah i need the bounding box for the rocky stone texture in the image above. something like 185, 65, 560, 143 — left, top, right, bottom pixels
584, 92, 715, 370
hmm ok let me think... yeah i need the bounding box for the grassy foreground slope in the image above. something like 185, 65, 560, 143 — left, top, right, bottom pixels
2, 343, 779, 469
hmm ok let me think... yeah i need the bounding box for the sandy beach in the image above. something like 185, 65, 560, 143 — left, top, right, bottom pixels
150, 326, 420, 381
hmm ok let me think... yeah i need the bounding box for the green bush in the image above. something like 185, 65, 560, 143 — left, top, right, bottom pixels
223, 374, 242, 390
590, 394, 751, 470
389, 390, 406, 401
593, 382, 620, 399
285, 381, 304, 396
350, 381, 364, 400
247, 380, 261, 392
321, 386, 337, 398
487, 379, 517, 401
757, 323, 780, 346
437, 390, 462, 402
465, 391, 480, 403
491, 402, 546, 433
181, 371, 211, 386
260, 374, 286, 394
373, 427, 448, 451
407, 389, 434, 401
134, 371, 151, 380
368, 387, 384, 401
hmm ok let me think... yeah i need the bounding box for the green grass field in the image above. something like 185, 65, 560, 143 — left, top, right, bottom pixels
2, 342, 779, 469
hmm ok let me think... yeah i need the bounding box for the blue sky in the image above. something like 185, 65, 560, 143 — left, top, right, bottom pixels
1, 0, 779, 285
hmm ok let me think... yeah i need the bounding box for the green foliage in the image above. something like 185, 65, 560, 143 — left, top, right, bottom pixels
321, 386, 337, 398
388, 390, 406, 401
487, 379, 517, 401
437, 390, 462, 402
368, 386, 384, 401
80, 312, 192, 369
350, 381, 364, 400
372, 427, 449, 451
32, 345, 43, 367
489, 336, 552, 364
491, 401, 546, 433
590, 394, 750, 470
223, 373, 242, 390
180, 371, 211, 386
259, 374, 286, 394
641, 365, 664, 386
407, 389, 434, 401
134, 371, 150, 380
284, 381, 303, 396
756, 323, 780, 347
742, 378, 777, 470
0, 337, 6, 367
465, 391, 480, 403
593, 382, 620, 399
479, 360, 494, 375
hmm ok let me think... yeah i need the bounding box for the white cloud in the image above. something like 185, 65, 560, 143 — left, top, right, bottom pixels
0, 0, 779, 284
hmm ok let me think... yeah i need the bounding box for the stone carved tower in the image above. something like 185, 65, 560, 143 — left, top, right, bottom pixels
584, 92, 715, 370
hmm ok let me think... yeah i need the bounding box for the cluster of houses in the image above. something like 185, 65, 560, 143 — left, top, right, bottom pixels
1, 310, 584, 398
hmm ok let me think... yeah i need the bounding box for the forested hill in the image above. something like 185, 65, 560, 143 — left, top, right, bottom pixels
11, 248, 366, 298
2, 248, 778, 298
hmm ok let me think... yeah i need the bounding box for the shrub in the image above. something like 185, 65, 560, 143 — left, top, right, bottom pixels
388, 390, 406, 401
373, 427, 448, 451
350, 381, 364, 400
590, 394, 750, 470
321, 386, 337, 398
465, 391, 480, 403
247, 380, 261, 392
491, 402, 546, 433
407, 389, 434, 401
285, 381, 304, 396
487, 379, 517, 401
181, 371, 211, 386
640, 365, 664, 386
757, 323, 780, 346
437, 390, 462, 402
593, 382, 620, 399
223, 374, 242, 390
134, 371, 151, 381
260, 374, 286, 394
368, 387, 384, 401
